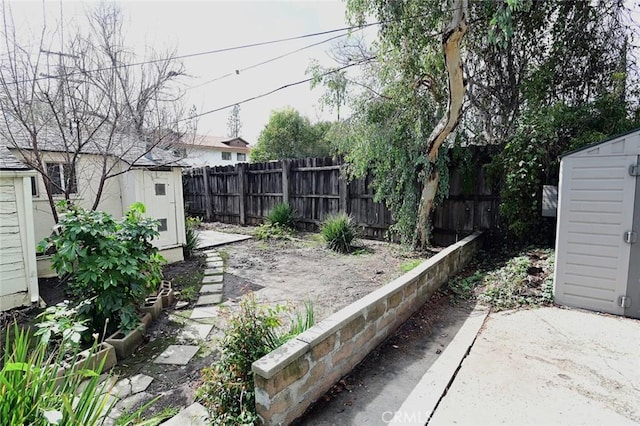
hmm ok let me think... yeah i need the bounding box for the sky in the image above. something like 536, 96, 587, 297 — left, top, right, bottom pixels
3, 0, 370, 145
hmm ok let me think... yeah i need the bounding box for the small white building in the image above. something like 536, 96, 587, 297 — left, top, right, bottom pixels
0, 147, 39, 310
1, 128, 187, 289
172, 135, 250, 167
554, 129, 640, 319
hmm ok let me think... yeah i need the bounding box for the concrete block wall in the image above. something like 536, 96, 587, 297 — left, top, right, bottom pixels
251, 232, 483, 425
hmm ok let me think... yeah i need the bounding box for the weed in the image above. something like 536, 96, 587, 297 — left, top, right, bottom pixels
321, 213, 356, 253
197, 295, 314, 425
479, 250, 554, 310
217, 249, 229, 264
184, 216, 202, 259
399, 259, 422, 273
114, 397, 177, 425
447, 271, 486, 303
254, 223, 293, 240
267, 203, 295, 228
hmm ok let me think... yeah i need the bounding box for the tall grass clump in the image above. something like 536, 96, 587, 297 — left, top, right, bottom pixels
184, 216, 202, 258
197, 295, 314, 425
0, 324, 115, 425
267, 202, 295, 228
321, 213, 356, 253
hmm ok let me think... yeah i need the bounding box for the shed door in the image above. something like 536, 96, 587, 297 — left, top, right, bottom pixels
143, 171, 178, 249
625, 155, 640, 319
555, 155, 636, 315
0, 178, 27, 296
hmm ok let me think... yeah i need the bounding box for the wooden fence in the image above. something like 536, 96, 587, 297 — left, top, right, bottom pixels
183, 149, 500, 243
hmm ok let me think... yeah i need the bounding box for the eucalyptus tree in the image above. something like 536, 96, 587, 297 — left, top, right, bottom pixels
333, 0, 637, 247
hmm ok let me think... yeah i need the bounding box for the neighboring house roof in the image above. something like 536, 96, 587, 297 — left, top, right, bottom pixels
177, 134, 251, 153
0, 147, 32, 170
0, 126, 186, 167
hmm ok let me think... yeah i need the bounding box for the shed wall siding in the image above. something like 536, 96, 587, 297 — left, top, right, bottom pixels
0, 178, 27, 293
555, 154, 636, 315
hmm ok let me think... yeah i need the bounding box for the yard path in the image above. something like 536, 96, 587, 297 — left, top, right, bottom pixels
102, 250, 227, 425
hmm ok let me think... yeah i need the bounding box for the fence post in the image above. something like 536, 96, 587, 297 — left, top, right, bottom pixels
238, 163, 246, 225
202, 166, 212, 221
339, 167, 349, 214
282, 160, 291, 205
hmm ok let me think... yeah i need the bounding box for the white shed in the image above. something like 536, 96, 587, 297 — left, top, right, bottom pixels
0, 147, 38, 311
554, 129, 640, 319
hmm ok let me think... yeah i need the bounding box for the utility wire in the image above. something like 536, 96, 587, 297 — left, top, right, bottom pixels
5, 9, 451, 86
181, 56, 377, 121
187, 32, 352, 91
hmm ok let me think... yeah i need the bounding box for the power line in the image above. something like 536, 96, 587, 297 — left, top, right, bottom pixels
181, 56, 378, 121
4, 8, 455, 86
187, 32, 352, 91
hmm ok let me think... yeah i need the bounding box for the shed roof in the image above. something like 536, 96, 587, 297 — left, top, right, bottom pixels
0, 147, 32, 170
561, 127, 640, 158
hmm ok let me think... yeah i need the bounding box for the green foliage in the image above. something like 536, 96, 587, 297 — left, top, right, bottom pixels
38, 202, 165, 337
267, 202, 295, 228
479, 249, 554, 310
447, 271, 486, 303
250, 108, 335, 162
253, 223, 293, 241
114, 396, 176, 426
491, 95, 639, 240
321, 213, 357, 253
184, 216, 202, 258
0, 323, 115, 425
197, 295, 315, 425
34, 300, 90, 355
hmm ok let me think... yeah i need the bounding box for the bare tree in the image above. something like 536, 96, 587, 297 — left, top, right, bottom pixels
0, 2, 194, 221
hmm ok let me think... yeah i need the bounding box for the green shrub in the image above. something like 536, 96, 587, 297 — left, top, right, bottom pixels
253, 223, 292, 240
184, 216, 202, 258
321, 213, 356, 253
0, 323, 115, 425
197, 295, 314, 425
267, 202, 295, 228
34, 299, 90, 356
38, 202, 165, 338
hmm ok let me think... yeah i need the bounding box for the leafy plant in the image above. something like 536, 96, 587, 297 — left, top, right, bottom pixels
254, 223, 292, 241
479, 249, 554, 310
197, 295, 314, 425
321, 213, 357, 253
447, 271, 486, 303
34, 299, 90, 355
0, 323, 115, 425
267, 202, 295, 228
38, 201, 165, 338
184, 216, 202, 258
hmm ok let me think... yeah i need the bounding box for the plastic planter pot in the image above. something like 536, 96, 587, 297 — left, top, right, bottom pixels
140, 295, 162, 320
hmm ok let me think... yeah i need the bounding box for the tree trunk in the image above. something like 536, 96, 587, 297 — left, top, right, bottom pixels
416, 0, 468, 247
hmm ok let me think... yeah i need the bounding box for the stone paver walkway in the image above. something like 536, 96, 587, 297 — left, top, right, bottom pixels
101, 248, 229, 425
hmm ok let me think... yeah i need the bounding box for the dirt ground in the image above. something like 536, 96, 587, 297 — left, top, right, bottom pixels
218, 233, 424, 321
